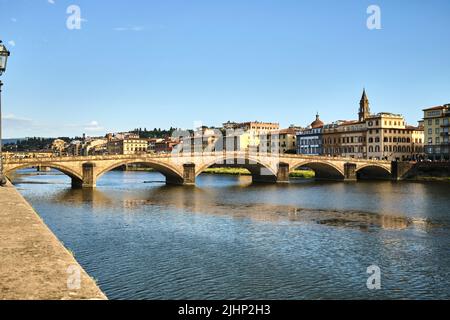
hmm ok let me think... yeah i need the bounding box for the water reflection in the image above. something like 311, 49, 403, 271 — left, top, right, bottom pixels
32, 176, 447, 233
11, 169, 450, 299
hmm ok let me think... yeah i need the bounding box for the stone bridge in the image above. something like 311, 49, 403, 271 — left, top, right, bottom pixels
3, 152, 396, 188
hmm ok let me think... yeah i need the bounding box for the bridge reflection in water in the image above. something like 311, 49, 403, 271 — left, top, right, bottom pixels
36, 175, 440, 233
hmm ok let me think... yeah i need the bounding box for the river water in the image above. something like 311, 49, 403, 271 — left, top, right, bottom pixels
11, 169, 450, 299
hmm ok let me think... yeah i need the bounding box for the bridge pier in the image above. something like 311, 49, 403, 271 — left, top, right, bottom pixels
167, 163, 196, 185
182, 163, 196, 185
276, 162, 290, 183
391, 161, 414, 180
82, 163, 97, 188
344, 162, 357, 181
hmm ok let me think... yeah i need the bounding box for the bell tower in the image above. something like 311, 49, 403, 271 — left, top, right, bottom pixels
358, 88, 370, 122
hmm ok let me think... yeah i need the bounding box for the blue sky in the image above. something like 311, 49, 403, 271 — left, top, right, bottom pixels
0, 0, 449, 138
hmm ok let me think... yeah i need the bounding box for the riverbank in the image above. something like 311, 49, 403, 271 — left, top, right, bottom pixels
0, 181, 106, 300
203, 167, 315, 178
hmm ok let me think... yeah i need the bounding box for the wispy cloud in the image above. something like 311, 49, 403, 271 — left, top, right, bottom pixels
113, 26, 144, 32
2, 114, 34, 135
11, 18, 17, 23
48, 0, 55, 4
3, 114, 32, 123
84, 120, 104, 132
8, 40, 16, 47
2, 115, 106, 138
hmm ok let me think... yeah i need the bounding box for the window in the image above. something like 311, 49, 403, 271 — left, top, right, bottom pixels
428, 129, 432, 135
435, 119, 440, 125
428, 120, 432, 125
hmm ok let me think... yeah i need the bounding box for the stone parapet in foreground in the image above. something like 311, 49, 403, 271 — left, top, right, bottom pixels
0, 182, 106, 300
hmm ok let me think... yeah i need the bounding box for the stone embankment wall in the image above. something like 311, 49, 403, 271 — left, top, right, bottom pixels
0, 182, 106, 300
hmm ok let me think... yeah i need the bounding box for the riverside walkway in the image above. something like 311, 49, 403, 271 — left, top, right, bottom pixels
0, 182, 106, 300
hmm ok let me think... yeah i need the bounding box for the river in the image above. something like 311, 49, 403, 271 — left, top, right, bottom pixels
11, 169, 450, 299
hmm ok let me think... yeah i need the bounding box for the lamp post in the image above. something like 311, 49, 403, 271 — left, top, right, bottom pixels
0, 40, 11, 186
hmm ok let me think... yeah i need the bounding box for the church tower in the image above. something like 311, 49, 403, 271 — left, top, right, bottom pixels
358, 88, 370, 122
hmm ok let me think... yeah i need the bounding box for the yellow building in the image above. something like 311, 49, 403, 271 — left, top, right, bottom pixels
266, 128, 297, 154
365, 113, 424, 161
222, 121, 280, 151
107, 138, 148, 155
423, 104, 450, 160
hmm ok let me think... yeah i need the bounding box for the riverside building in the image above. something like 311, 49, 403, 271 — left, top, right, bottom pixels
423, 104, 450, 160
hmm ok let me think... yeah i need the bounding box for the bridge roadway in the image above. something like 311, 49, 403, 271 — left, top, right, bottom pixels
3, 152, 398, 188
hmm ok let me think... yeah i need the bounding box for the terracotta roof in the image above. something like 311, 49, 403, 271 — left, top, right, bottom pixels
405, 125, 423, 131
310, 114, 324, 128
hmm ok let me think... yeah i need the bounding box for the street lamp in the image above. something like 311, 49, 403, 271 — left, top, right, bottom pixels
0, 40, 11, 186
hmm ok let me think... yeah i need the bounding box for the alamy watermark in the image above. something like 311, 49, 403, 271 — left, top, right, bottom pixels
66, 5, 83, 30
366, 265, 381, 290
367, 5, 382, 30
67, 264, 81, 290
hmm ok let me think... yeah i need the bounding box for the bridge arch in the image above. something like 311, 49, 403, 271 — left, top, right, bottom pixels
195, 154, 278, 183
290, 160, 345, 180
4, 163, 83, 185
95, 160, 185, 184
356, 164, 391, 180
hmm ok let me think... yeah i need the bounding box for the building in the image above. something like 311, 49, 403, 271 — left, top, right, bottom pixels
297, 114, 324, 155
257, 127, 297, 154
51, 139, 66, 156
322, 120, 367, 158
222, 121, 279, 132
222, 121, 280, 151
106, 138, 148, 155
365, 113, 424, 161
322, 90, 424, 160
67, 140, 83, 156
154, 138, 180, 153
423, 104, 450, 160
274, 128, 297, 154
82, 138, 108, 156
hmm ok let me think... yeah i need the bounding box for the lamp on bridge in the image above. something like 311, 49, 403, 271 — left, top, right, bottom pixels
0, 40, 11, 186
